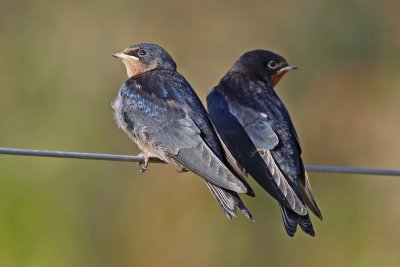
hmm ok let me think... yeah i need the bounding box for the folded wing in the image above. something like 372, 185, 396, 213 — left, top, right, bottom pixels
207, 90, 306, 215
120, 82, 248, 193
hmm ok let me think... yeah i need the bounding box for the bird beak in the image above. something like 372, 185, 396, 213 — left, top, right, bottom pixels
277, 64, 297, 74
112, 52, 139, 60
271, 64, 297, 87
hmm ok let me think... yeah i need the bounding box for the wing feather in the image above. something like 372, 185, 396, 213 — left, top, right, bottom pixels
120, 82, 247, 193
207, 90, 306, 214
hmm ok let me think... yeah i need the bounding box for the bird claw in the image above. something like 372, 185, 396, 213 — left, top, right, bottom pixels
176, 166, 189, 173
139, 162, 148, 172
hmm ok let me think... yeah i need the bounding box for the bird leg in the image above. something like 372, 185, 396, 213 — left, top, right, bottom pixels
138, 153, 149, 172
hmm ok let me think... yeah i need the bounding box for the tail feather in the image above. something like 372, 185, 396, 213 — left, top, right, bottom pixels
206, 182, 254, 221
278, 203, 315, 237
299, 213, 315, 236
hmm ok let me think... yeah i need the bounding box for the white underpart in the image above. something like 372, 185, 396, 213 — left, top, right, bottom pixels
112, 93, 177, 166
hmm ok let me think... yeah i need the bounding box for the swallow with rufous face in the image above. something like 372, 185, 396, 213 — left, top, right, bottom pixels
112, 43, 255, 220
207, 50, 322, 236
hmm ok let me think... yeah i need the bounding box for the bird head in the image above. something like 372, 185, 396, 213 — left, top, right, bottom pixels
112, 43, 177, 78
229, 50, 297, 87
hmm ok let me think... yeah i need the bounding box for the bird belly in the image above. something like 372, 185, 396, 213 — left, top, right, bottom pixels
112, 93, 177, 165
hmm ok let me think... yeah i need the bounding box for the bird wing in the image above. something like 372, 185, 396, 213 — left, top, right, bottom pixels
299, 171, 323, 219
236, 107, 279, 150
119, 82, 248, 193
207, 89, 307, 215
234, 95, 322, 219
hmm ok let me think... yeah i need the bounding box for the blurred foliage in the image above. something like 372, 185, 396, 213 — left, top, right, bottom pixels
1, 0, 400, 266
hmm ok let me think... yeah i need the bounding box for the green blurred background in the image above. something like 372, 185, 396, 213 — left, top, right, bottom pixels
1, 0, 400, 266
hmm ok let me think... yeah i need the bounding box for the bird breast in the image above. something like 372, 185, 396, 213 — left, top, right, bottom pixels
112, 92, 173, 164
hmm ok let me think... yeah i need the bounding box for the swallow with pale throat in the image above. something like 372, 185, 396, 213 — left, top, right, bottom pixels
112, 43, 255, 219
207, 50, 322, 236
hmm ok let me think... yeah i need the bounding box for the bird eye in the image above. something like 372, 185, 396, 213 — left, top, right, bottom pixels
267, 61, 278, 69
138, 49, 147, 56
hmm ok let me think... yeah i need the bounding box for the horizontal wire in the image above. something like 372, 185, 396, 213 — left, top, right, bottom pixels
1, 147, 400, 176
304, 165, 400, 176
0, 147, 164, 163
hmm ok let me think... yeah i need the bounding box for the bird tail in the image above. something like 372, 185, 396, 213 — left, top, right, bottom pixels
278, 203, 315, 237
206, 182, 254, 221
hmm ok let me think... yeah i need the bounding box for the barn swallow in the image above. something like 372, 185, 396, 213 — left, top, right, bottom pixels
207, 50, 322, 236
112, 43, 255, 220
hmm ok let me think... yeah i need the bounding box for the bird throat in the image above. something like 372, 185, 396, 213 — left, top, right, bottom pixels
271, 70, 288, 87
122, 59, 155, 78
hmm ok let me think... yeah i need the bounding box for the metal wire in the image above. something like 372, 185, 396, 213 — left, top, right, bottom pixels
1, 147, 400, 176
304, 165, 400, 176
0, 147, 164, 163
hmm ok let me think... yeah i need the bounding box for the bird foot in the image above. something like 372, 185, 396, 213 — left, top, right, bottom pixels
138, 153, 149, 172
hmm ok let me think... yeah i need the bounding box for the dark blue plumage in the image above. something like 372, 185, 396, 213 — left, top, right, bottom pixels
113, 43, 254, 219
207, 50, 322, 236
